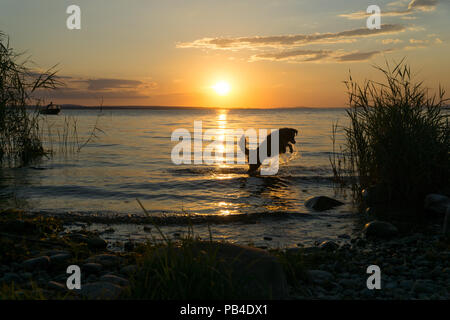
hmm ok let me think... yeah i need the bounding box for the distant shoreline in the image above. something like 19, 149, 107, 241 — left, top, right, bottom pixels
27, 105, 349, 111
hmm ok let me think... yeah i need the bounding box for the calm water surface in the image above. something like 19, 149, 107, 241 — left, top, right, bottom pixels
1, 107, 360, 248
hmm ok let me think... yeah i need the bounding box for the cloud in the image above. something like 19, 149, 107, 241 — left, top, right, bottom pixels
249, 43, 431, 64
408, 0, 438, 11
39, 76, 157, 101
177, 24, 406, 50
250, 49, 332, 62
336, 51, 385, 62
409, 38, 428, 44
381, 38, 404, 44
339, 0, 438, 20
250, 49, 393, 63
44, 87, 150, 100
84, 79, 142, 91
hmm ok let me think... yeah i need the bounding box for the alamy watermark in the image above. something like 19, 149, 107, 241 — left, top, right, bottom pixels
65, 4, 382, 31
367, 5, 381, 30
66, 5, 81, 30
171, 121, 280, 175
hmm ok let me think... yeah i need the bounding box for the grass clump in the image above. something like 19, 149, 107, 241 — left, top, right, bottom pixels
342, 59, 449, 207
0, 31, 61, 167
121, 200, 288, 300
125, 237, 240, 300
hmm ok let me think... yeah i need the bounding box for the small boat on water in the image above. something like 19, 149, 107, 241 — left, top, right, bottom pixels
40, 103, 61, 115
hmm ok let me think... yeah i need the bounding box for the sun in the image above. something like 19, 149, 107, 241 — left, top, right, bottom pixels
212, 81, 231, 96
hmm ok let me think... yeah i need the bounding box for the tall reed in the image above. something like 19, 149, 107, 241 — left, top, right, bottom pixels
341, 58, 449, 207
0, 32, 61, 167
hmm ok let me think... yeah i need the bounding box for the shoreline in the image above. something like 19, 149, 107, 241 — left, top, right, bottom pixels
0, 208, 448, 300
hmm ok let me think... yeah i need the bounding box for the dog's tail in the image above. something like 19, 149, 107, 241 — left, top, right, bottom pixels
239, 134, 249, 159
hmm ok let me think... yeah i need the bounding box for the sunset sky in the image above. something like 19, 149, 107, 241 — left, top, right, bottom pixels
0, 0, 449, 108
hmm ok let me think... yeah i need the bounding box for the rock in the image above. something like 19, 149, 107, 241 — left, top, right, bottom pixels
100, 274, 129, 287
412, 280, 435, 294
22, 256, 50, 271
305, 196, 344, 211
120, 265, 138, 276
0, 273, 22, 285
87, 274, 98, 283
82, 263, 103, 274
339, 278, 358, 288
308, 270, 334, 284
79, 281, 124, 300
263, 237, 273, 241
67, 233, 107, 250
424, 194, 450, 215
49, 253, 71, 265
363, 221, 398, 239
385, 281, 398, 290
318, 240, 339, 251
399, 233, 422, 245
87, 254, 121, 268
47, 281, 67, 292
87, 236, 108, 250
43, 250, 70, 257
67, 233, 89, 243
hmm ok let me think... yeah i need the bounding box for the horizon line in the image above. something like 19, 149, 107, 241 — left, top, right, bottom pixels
29, 104, 349, 110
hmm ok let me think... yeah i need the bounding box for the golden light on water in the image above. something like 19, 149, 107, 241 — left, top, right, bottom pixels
216, 111, 227, 164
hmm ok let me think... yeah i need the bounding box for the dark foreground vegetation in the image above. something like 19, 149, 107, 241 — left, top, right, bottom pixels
335, 59, 449, 208
0, 209, 449, 300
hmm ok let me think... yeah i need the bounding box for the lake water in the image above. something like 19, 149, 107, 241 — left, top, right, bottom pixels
0, 107, 360, 248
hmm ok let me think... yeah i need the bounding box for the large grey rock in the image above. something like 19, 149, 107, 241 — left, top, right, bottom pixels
363, 221, 398, 239
79, 281, 123, 300
100, 274, 129, 287
22, 256, 50, 271
305, 196, 344, 211
307, 270, 334, 284
318, 240, 339, 251
86, 236, 108, 250
424, 194, 450, 215
120, 265, 138, 276
67, 233, 107, 250
87, 254, 121, 268
49, 253, 72, 265
82, 263, 103, 274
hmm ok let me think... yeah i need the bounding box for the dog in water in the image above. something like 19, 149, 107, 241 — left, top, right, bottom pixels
240, 128, 298, 174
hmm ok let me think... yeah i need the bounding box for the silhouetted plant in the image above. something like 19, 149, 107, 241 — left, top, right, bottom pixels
343, 58, 449, 206
0, 31, 61, 167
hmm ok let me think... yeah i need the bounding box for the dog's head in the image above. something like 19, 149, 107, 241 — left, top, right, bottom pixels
279, 128, 298, 145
